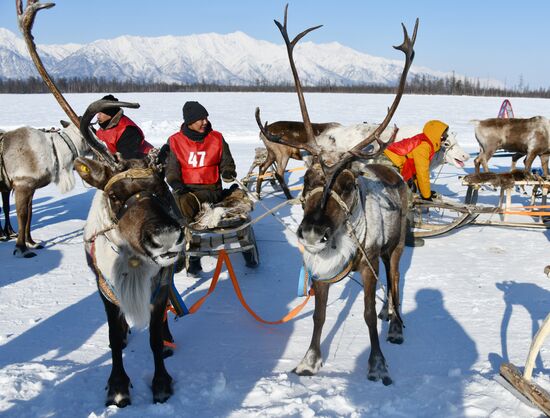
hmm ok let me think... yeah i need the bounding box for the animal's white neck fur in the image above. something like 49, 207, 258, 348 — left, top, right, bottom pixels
303, 189, 366, 279
85, 191, 160, 328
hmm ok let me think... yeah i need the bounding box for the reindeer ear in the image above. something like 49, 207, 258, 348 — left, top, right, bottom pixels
60, 120, 70, 128
74, 157, 111, 190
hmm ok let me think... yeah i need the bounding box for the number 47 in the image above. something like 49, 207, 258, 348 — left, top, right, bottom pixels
188, 151, 206, 167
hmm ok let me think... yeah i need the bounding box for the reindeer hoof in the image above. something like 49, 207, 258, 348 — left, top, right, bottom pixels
106, 394, 131, 408
387, 321, 404, 344
152, 375, 173, 404
26, 241, 44, 250
13, 247, 36, 258
368, 356, 392, 385
293, 349, 322, 375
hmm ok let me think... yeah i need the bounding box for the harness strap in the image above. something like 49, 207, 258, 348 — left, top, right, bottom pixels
57, 130, 79, 160
104, 168, 155, 195
90, 240, 120, 306
171, 250, 313, 324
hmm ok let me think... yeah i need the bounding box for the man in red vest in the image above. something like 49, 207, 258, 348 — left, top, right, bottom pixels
165, 101, 237, 275
95, 94, 154, 160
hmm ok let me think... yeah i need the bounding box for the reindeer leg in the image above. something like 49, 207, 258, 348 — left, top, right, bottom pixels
275, 155, 293, 200
386, 248, 404, 344
378, 254, 392, 322
362, 259, 392, 385
103, 295, 132, 408
294, 280, 329, 376
150, 286, 173, 403
2, 191, 16, 239
256, 153, 275, 199
162, 312, 175, 359
524, 152, 537, 174
24, 189, 43, 250
0, 191, 7, 241
13, 186, 35, 258
541, 154, 549, 178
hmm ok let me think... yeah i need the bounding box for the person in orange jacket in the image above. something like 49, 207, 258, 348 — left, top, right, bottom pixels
384, 120, 449, 200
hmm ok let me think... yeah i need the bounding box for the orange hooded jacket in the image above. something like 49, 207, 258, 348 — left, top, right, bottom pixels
384, 120, 449, 199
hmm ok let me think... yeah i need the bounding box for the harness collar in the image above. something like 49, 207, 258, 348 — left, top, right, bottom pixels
57, 130, 80, 160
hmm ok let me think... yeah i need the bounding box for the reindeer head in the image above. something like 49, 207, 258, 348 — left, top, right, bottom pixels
75, 99, 184, 267
257, 5, 417, 255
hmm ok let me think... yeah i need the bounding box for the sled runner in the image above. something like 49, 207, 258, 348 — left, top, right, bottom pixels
412, 171, 550, 237
499, 311, 550, 416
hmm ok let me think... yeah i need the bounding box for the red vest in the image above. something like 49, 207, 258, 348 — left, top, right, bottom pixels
169, 130, 223, 184
96, 115, 153, 156
386, 133, 435, 182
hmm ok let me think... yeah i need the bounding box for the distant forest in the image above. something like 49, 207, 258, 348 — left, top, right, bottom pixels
1, 73, 549, 98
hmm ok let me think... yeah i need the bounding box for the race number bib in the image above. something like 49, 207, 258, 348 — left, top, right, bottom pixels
188, 151, 206, 167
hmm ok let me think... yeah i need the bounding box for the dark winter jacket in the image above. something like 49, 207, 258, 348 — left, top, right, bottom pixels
165, 123, 236, 194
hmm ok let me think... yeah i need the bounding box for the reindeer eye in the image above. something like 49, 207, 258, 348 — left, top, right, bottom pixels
79, 164, 89, 173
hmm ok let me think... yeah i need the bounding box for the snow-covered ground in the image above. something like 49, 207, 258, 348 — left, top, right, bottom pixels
1, 92, 550, 417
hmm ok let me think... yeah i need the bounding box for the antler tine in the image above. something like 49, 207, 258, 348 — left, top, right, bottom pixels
255, 107, 320, 157
80, 100, 140, 169
16, 0, 81, 128
274, 4, 322, 146
347, 18, 419, 159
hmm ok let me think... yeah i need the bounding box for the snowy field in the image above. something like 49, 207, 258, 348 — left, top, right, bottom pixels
2, 92, 550, 417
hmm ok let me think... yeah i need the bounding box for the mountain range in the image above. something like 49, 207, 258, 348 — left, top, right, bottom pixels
0, 28, 497, 87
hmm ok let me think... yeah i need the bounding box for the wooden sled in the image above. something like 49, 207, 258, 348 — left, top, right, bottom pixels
412, 196, 481, 238
500, 311, 550, 416
462, 171, 550, 229
184, 186, 260, 268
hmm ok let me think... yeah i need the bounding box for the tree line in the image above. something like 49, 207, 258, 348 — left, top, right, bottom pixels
1, 74, 549, 98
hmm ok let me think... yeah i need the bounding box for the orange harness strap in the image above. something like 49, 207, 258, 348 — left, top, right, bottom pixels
184, 249, 313, 324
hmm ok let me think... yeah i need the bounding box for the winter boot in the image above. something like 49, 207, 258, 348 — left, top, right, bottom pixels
187, 256, 202, 277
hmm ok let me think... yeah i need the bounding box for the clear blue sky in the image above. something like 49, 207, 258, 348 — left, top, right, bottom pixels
0, 0, 547, 88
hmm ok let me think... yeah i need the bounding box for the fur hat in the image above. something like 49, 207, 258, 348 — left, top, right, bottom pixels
182, 101, 209, 125
101, 94, 120, 117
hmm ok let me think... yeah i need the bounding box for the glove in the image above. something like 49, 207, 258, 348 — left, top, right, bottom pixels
221, 170, 237, 183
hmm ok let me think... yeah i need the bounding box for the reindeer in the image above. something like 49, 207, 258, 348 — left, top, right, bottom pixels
0, 129, 17, 241
257, 6, 417, 383
257, 121, 340, 197
4, 0, 92, 258
0, 123, 88, 257
78, 99, 184, 406
18, 1, 185, 406
316, 124, 469, 170
472, 116, 550, 176
257, 117, 469, 200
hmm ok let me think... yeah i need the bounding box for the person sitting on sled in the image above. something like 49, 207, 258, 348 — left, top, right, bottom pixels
164, 101, 237, 276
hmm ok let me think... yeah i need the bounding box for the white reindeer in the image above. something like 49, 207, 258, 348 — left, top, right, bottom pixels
1, 122, 89, 257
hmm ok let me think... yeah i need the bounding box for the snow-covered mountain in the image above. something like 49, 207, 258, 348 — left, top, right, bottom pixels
0, 28, 495, 87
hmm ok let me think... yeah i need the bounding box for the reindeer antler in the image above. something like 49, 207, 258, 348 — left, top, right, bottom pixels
274, 4, 322, 146
349, 18, 418, 159
255, 5, 324, 163
16, 0, 80, 128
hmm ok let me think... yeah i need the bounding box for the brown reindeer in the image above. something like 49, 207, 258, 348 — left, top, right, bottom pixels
257, 121, 339, 198
257, 5, 417, 383
473, 116, 550, 176
18, 1, 185, 406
